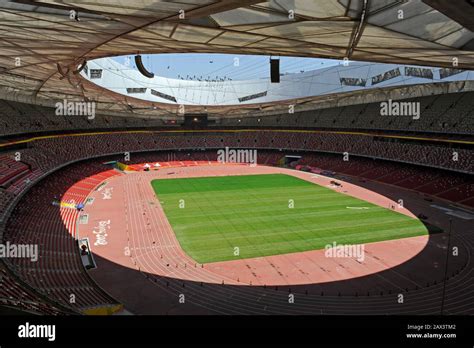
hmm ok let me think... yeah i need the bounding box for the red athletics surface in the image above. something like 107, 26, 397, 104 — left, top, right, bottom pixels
72, 163, 471, 314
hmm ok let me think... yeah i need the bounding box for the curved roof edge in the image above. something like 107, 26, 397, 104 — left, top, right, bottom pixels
81, 57, 474, 107
1, 0, 474, 117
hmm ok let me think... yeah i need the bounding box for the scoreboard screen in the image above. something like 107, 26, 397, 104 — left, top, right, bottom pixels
184, 114, 208, 128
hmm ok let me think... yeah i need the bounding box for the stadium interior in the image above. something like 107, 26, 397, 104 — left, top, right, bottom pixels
0, 0, 473, 319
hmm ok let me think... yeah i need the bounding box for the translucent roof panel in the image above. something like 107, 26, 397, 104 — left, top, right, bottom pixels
0, 0, 472, 117
83, 56, 474, 106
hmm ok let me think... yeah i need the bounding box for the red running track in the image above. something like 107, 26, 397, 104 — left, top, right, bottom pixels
70, 163, 472, 314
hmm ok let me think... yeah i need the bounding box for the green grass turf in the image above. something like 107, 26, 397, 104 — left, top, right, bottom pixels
151, 174, 429, 263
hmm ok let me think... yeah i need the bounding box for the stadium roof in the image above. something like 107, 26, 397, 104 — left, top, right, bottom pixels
86, 57, 474, 106
0, 0, 474, 117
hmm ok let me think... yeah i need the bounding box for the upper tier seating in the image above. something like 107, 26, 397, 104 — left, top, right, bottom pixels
1, 91, 473, 136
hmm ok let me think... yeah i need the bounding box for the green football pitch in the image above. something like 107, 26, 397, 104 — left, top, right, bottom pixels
151, 174, 430, 263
